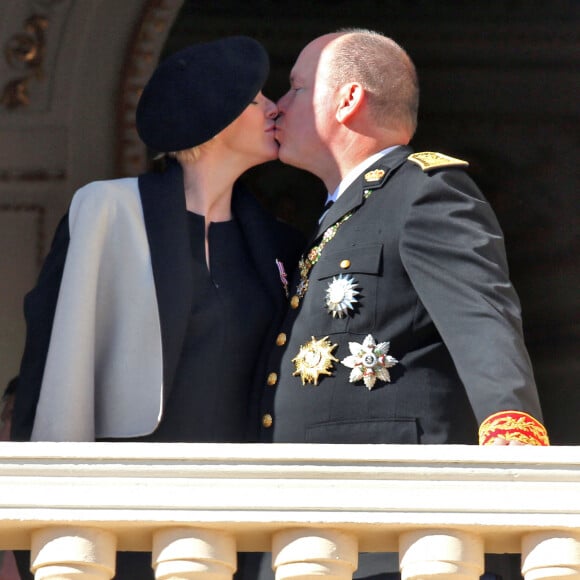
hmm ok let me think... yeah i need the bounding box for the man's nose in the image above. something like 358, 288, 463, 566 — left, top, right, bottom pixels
276, 92, 289, 113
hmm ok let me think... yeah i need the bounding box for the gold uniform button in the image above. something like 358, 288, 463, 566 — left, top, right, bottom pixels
267, 372, 278, 386
262, 414, 273, 428
290, 295, 300, 309
340, 259, 351, 269
276, 332, 287, 346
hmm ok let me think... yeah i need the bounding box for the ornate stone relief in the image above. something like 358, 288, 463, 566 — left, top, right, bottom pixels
1, 1, 65, 110
116, 0, 185, 176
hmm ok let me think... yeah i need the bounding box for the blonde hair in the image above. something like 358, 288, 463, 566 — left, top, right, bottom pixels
167, 137, 216, 164
328, 29, 419, 136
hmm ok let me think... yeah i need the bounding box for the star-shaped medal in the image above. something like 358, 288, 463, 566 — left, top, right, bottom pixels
325, 275, 360, 318
292, 336, 338, 385
341, 334, 398, 390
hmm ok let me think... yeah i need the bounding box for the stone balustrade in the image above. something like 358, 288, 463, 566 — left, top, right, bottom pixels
0, 443, 578, 579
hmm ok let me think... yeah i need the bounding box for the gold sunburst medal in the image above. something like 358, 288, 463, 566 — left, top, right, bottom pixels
292, 336, 338, 385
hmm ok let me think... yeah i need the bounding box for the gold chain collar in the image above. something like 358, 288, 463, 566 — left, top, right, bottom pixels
294, 189, 373, 300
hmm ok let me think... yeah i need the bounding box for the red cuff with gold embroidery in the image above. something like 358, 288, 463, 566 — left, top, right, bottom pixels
478, 410, 550, 446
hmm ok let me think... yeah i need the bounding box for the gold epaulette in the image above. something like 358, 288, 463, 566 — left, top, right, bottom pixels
408, 151, 469, 171
478, 410, 550, 446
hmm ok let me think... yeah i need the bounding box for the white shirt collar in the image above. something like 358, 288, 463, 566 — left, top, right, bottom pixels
325, 145, 401, 205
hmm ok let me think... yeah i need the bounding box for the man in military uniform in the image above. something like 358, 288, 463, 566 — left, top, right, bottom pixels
245, 29, 548, 579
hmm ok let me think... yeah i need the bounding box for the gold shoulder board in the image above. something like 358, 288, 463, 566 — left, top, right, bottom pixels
408, 151, 469, 171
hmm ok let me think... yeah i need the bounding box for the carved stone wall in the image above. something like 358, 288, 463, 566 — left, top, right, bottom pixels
0, 0, 169, 391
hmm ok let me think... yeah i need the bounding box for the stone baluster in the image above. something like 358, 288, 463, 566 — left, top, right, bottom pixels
522, 531, 580, 580
31, 526, 116, 580
272, 529, 358, 579
399, 529, 484, 580
152, 527, 236, 580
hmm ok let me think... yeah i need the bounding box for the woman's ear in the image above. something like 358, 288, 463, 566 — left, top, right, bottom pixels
335, 82, 365, 124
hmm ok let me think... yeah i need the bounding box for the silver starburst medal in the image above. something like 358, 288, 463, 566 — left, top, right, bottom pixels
325, 274, 360, 318
341, 334, 398, 390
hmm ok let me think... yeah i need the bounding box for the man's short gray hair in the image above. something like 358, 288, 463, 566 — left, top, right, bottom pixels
327, 29, 419, 135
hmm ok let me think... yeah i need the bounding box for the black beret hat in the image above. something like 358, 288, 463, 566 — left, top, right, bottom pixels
136, 36, 269, 152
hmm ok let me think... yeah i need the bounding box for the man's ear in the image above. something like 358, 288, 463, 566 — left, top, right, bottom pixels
336, 82, 364, 124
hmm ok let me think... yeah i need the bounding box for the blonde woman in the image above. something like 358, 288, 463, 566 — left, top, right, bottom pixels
12, 37, 303, 579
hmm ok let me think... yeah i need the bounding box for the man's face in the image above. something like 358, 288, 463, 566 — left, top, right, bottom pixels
275, 35, 340, 176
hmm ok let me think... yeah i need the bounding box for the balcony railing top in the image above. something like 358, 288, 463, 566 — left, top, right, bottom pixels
0, 442, 578, 552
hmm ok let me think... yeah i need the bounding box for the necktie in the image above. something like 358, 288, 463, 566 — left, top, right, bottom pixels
319, 199, 334, 224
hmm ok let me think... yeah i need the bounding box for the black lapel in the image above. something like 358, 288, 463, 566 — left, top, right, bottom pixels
138, 160, 193, 399
312, 146, 412, 242
232, 183, 286, 311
